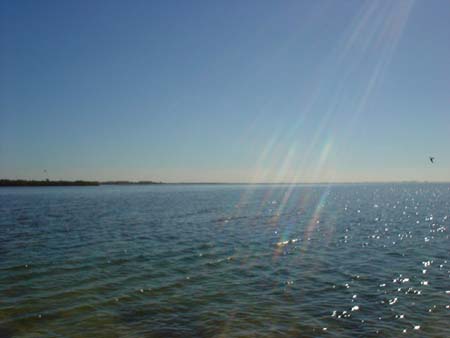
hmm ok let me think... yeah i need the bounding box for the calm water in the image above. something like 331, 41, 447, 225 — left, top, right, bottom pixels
0, 184, 449, 337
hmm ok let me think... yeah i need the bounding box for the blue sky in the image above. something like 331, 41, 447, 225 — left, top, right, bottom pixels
1, 0, 449, 182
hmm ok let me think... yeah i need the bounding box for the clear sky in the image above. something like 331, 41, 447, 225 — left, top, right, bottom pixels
1, 0, 449, 183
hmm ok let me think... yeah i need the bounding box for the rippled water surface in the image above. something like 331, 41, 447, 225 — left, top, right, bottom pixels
0, 184, 449, 337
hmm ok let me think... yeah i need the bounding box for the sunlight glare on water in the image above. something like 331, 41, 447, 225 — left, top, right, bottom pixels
0, 183, 449, 337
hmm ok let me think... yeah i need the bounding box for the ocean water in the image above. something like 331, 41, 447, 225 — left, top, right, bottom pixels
0, 184, 449, 337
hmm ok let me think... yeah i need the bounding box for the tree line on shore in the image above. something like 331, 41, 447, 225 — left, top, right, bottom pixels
0, 179, 163, 186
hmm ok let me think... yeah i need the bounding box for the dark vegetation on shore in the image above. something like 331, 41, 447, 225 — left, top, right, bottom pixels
1, 179, 444, 187
0, 179, 165, 187
0, 179, 100, 187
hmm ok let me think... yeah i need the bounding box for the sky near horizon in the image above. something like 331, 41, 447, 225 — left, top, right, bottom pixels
1, 0, 449, 183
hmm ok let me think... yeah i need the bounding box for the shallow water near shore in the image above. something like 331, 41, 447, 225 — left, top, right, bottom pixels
0, 184, 449, 337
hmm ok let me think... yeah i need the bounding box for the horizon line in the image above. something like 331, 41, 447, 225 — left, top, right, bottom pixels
1, 178, 450, 185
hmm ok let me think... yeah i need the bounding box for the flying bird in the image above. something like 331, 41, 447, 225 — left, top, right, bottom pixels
429, 157, 435, 163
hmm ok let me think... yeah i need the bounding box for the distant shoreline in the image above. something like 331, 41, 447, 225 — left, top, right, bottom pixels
1, 179, 449, 187
0, 180, 100, 187
0, 180, 164, 187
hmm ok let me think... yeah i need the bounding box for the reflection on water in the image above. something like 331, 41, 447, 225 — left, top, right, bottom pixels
0, 184, 449, 337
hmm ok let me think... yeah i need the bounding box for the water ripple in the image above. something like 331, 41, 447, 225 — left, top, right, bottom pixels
0, 184, 449, 337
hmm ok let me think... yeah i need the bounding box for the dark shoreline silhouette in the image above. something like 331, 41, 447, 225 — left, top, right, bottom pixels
0, 180, 99, 187
0, 179, 165, 187
1, 179, 448, 187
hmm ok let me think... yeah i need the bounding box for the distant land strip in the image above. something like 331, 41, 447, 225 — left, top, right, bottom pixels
0, 179, 100, 186
1, 179, 448, 187
102, 181, 163, 185
0, 180, 164, 186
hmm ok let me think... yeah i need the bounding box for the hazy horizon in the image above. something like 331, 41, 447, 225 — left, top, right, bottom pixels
2, 177, 450, 185
1, 0, 449, 182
